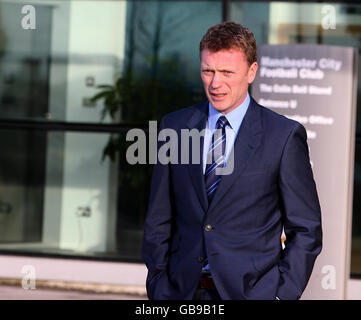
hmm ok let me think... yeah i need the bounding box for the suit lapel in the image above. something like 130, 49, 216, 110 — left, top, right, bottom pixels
207, 98, 264, 214
186, 102, 209, 213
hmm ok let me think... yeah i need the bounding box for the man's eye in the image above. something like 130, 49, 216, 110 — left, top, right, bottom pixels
203, 69, 212, 73
224, 71, 232, 74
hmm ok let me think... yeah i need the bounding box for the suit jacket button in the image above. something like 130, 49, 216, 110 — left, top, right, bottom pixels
198, 256, 204, 262
204, 224, 212, 232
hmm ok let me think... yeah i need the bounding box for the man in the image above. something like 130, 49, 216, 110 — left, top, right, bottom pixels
142, 22, 322, 300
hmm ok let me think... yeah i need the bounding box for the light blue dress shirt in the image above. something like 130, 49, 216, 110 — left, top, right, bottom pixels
202, 92, 250, 174
202, 92, 250, 273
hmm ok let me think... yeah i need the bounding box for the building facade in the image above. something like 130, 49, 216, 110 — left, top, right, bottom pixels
0, 0, 360, 299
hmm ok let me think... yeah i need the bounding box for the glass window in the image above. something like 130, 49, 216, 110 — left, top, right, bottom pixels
0, 2, 52, 120
1, 0, 360, 276
0, 0, 222, 261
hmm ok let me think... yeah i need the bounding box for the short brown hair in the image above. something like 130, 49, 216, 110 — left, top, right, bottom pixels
199, 21, 257, 66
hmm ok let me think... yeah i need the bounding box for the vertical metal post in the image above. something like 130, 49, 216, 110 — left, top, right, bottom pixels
222, 0, 230, 22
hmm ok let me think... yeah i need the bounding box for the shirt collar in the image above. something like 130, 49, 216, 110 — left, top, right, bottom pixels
208, 92, 250, 133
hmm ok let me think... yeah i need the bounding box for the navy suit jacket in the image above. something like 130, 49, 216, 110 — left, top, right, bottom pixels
142, 97, 322, 300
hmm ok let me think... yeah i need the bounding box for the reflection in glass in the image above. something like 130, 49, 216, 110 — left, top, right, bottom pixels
0, 130, 45, 243
0, 129, 153, 261
0, 2, 52, 120
0, 0, 223, 262
1, 0, 359, 274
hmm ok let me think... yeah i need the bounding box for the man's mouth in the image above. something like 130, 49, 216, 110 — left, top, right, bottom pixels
210, 92, 227, 100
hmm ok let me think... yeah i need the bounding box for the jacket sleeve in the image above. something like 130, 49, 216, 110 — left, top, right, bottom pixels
276, 122, 323, 300
141, 116, 176, 300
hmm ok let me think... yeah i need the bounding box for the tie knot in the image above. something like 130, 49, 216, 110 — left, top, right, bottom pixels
216, 116, 229, 129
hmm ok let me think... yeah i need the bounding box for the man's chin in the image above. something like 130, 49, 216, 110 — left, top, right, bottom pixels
210, 101, 232, 114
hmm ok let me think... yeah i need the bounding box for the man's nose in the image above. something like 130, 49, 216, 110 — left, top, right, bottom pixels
210, 73, 222, 89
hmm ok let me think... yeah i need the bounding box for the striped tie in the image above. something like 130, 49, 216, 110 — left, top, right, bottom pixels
205, 115, 229, 203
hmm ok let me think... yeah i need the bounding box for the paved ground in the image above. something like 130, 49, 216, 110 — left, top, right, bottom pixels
0, 285, 147, 300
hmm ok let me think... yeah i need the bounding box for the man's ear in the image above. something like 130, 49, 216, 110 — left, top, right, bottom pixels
247, 62, 258, 84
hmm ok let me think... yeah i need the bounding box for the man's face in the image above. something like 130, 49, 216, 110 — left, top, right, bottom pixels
200, 48, 258, 114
